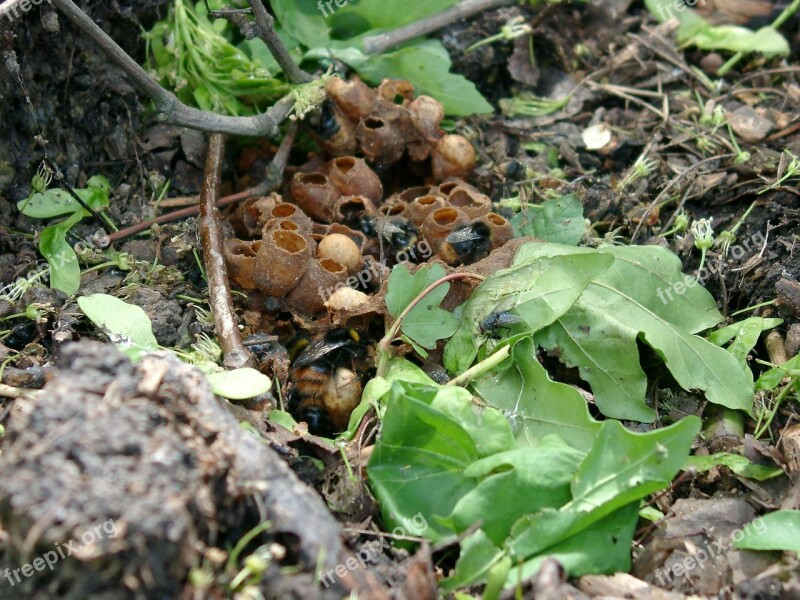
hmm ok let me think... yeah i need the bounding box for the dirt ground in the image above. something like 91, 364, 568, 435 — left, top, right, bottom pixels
1, 0, 799, 598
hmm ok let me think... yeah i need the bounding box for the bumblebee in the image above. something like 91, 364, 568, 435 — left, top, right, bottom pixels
287, 328, 367, 436
440, 221, 492, 266
478, 310, 522, 337
357, 216, 421, 260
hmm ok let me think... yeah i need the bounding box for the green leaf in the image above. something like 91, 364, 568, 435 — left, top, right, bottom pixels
385, 263, 458, 349
331, 0, 460, 31
472, 338, 602, 452
39, 212, 83, 295
708, 317, 782, 369
269, 409, 300, 430
19, 184, 110, 219
77, 293, 159, 361
517, 243, 753, 421
756, 353, 800, 391
507, 417, 700, 560
355, 40, 492, 116
684, 452, 783, 481
206, 367, 271, 400
511, 195, 585, 245
444, 250, 614, 373
271, 0, 330, 48
733, 510, 800, 555
446, 437, 585, 544
509, 502, 640, 581
439, 530, 506, 592
367, 381, 515, 542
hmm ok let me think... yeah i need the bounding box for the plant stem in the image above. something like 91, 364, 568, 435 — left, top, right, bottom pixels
247, 0, 311, 84
362, 0, 516, 55
446, 344, 511, 386
51, 0, 293, 136
717, 0, 800, 76
198, 134, 254, 370
106, 122, 297, 243
376, 272, 483, 377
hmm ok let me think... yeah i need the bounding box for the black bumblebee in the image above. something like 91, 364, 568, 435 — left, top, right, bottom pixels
478, 310, 522, 337
358, 216, 421, 260
306, 98, 340, 141
440, 221, 492, 266
287, 328, 368, 436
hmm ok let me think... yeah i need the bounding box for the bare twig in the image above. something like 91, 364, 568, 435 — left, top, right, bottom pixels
198, 134, 254, 369
247, 0, 312, 84
106, 122, 298, 243
362, 0, 515, 55
50, 0, 293, 137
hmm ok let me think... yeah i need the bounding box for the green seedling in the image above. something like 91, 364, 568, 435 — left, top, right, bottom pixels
715, 200, 755, 257
691, 217, 714, 273
661, 211, 690, 237
759, 150, 800, 194
618, 153, 658, 191
465, 16, 533, 53
499, 92, 571, 117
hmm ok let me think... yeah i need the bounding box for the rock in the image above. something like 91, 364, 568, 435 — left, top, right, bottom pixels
727, 106, 774, 143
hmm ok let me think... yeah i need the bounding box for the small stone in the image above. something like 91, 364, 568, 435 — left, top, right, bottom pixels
727, 105, 773, 143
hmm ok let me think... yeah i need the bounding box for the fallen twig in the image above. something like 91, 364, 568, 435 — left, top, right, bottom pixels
198, 133, 255, 369
247, 0, 312, 84
107, 122, 298, 243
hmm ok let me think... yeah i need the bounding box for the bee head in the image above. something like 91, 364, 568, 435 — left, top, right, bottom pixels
299, 406, 335, 437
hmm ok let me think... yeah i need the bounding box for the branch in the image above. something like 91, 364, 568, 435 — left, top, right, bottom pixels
50, 0, 293, 137
362, 0, 516, 55
106, 121, 298, 244
198, 133, 255, 370
247, 0, 312, 84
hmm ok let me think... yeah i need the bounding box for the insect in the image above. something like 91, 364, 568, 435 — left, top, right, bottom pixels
440, 221, 492, 266
478, 310, 522, 337
358, 216, 421, 260
307, 98, 340, 141
287, 328, 367, 436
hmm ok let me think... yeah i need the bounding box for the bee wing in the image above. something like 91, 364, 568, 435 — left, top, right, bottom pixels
292, 338, 358, 367
445, 226, 484, 244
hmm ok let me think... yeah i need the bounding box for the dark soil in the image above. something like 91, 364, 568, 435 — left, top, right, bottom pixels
1, 0, 799, 598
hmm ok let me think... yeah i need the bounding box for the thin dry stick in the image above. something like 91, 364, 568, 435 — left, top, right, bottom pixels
107, 122, 298, 243
247, 0, 312, 84
50, 0, 293, 137
198, 133, 254, 369
362, 0, 516, 55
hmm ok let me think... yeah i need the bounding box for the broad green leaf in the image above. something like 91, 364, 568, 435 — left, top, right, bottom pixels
507, 417, 700, 559
439, 530, 506, 592
645, 0, 789, 56
355, 40, 492, 116
77, 293, 159, 361
756, 353, 800, 391
367, 384, 481, 542
40, 212, 83, 295
518, 243, 752, 421
444, 251, 614, 373
331, 0, 459, 31
19, 184, 110, 219
446, 437, 584, 544
206, 368, 271, 400
709, 317, 782, 369
685, 452, 783, 481
269, 409, 300, 430
472, 338, 602, 452
385, 263, 458, 349
733, 510, 800, 555
367, 382, 515, 542
509, 502, 639, 581
271, 0, 330, 48
511, 195, 585, 245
